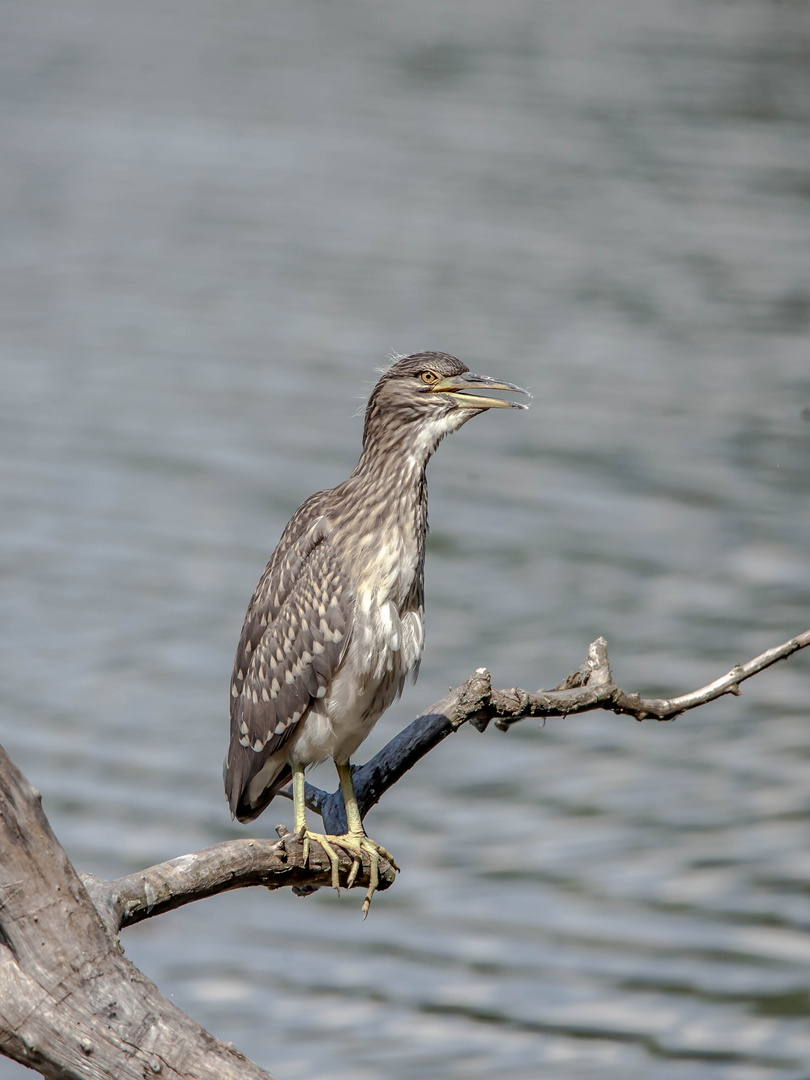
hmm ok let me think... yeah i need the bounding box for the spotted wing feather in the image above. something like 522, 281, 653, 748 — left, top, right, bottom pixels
224, 518, 352, 820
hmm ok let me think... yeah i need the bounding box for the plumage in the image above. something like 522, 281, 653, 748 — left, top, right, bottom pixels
223, 351, 528, 910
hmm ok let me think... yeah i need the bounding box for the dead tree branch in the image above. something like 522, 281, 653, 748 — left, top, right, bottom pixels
300, 630, 810, 833
0, 630, 807, 1079
81, 829, 396, 937
0, 744, 280, 1080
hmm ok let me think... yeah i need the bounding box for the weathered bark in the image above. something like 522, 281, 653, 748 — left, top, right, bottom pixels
81, 829, 396, 938
1, 630, 807, 1078
0, 744, 282, 1080
302, 630, 810, 833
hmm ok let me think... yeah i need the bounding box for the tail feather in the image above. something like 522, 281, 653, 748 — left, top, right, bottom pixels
223, 745, 292, 824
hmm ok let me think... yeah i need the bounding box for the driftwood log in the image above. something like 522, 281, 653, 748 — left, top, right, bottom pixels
1, 631, 808, 1080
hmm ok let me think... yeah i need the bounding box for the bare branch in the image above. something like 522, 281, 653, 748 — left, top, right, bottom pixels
81, 829, 396, 936
0, 744, 279, 1080
83, 630, 810, 915
1, 629, 806, 1078
297, 630, 810, 831
609, 630, 810, 719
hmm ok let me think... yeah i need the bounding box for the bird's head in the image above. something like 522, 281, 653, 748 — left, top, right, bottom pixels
362, 352, 529, 458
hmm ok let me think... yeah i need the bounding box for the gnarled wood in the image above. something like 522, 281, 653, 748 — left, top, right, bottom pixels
81, 829, 396, 937
1, 629, 807, 1078
302, 630, 810, 833
0, 745, 279, 1080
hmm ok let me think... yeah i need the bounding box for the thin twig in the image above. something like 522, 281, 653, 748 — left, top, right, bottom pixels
78, 630, 809, 923
296, 629, 810, 829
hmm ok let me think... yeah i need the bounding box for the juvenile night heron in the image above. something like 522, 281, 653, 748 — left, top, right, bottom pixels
224, 352, 528, 913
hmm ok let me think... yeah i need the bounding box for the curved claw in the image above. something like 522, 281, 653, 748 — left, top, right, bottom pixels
299, 828, 398, 915
360, 841, 378, 920
346, 857, 362, 890
300, 829, 343, 891
369, 841, 399, 873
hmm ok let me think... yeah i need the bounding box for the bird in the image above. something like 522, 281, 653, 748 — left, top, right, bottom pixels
224, 351, 528, 914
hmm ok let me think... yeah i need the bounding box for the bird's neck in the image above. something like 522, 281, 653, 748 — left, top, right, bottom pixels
346, 423, 438, 551
354, 413, 446, 496
356, 412, 447, 483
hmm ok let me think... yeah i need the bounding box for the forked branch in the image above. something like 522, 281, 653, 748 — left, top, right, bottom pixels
84, 629, 810, 913
0, 630, 807, 1080
302, 629, 810, 833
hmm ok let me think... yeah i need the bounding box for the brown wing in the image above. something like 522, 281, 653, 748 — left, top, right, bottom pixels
224, 517, 353, 821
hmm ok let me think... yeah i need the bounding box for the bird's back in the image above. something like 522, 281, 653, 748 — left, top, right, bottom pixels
224, 351, 527, 825
224, 472, 426, 821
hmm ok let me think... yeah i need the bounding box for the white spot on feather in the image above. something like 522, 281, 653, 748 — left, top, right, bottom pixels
381, 601, 401, 651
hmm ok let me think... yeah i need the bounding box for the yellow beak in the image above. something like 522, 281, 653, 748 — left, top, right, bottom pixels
430, 372, 530, 410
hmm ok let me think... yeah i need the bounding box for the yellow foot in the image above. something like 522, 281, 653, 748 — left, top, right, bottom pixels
299, 829, 399, 917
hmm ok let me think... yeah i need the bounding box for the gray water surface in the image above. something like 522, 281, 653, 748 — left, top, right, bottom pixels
2, 1, 810, 1077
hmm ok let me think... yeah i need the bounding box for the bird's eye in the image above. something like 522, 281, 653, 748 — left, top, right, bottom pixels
420, 371, 439, 385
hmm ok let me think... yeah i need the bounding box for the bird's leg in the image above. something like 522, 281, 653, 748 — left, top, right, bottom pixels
291, 759, 398, 915
291, 759, 308, 835
291, 760, 342, 892
336, 759, 399, 917
337, 760, 397, 870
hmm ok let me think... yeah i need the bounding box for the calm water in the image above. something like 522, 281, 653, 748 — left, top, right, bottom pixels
2, 1, 810, 1077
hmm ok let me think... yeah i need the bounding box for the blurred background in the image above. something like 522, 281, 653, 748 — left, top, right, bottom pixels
2, 1, 810, 1077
